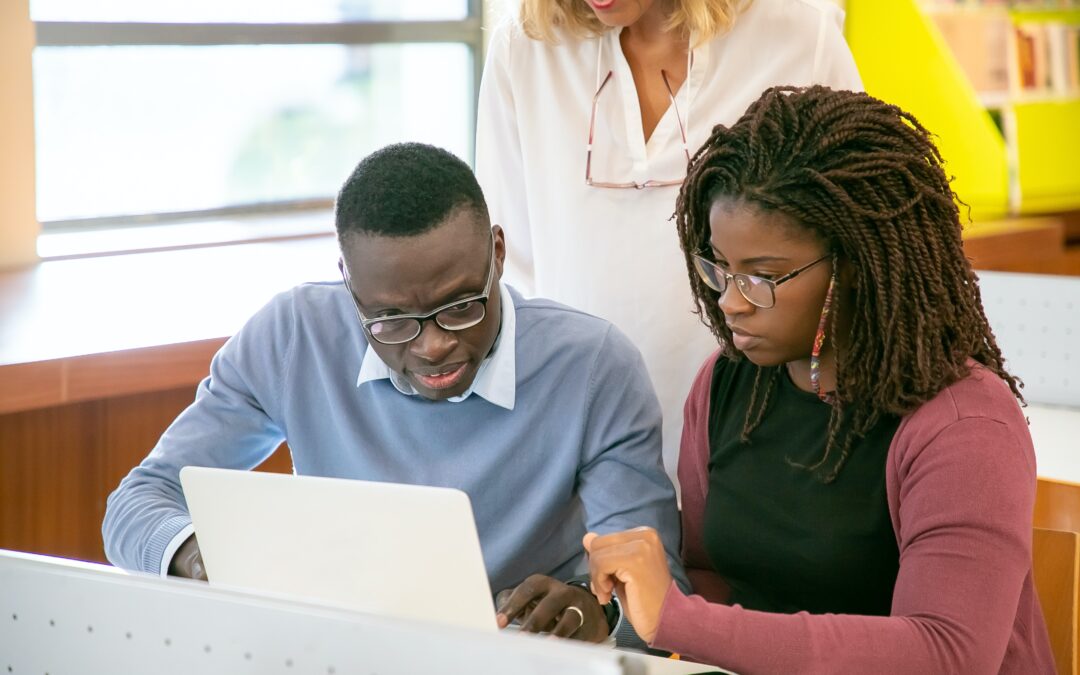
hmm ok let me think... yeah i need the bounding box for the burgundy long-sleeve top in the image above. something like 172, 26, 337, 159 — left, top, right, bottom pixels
652, 351, 1055, 674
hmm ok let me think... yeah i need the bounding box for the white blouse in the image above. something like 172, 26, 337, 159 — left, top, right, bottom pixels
476, 0, 863, 481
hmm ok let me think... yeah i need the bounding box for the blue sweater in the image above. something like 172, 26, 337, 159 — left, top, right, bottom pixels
103, 283, 685, 595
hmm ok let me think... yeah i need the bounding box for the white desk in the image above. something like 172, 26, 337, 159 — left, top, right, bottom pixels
1028, 404, 1080, 483
976, 271, 1080, 481
0, 550, 729, 675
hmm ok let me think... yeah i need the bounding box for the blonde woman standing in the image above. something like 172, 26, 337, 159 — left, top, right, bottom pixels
476, 0, 861, 481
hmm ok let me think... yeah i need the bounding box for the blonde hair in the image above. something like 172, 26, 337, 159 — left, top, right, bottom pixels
519, 0, 751, 46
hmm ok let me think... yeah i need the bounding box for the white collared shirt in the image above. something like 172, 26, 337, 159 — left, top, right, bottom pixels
355, 281, 516, 411
476, 0, 863, 477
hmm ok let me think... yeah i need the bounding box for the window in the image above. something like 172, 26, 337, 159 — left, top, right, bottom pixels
31, 0, 483, 240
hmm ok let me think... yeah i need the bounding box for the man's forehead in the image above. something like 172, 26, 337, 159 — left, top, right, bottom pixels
341, 227, 489, 310
342, 228, 486, 271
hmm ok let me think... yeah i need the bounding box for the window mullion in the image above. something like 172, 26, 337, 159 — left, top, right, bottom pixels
35, 19, 483, 47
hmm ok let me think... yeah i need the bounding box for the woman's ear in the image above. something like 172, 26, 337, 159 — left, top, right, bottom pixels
836, 254, 856, 290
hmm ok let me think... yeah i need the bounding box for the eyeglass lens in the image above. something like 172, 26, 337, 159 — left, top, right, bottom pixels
367, 301, 487, 345
691, 256, 776, 308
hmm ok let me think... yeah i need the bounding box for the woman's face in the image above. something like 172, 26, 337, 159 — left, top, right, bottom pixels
581, 0, 660, 28
706, 199, 835, 368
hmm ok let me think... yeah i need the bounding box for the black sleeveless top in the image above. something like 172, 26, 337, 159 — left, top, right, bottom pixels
703, 357, 901, 615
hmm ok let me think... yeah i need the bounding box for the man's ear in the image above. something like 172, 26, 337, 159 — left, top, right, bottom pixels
492, 224, 506, 279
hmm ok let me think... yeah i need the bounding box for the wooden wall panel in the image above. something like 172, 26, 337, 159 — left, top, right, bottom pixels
258, 443, 294, 474
101, 385, 294, 495
0, 400, 105, 561
1, 387, 292, 566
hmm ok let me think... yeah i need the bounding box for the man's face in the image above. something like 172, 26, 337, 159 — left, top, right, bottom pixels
340, 209, 505, 401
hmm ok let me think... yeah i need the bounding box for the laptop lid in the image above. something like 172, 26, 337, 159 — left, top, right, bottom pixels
178, 466, 497, 633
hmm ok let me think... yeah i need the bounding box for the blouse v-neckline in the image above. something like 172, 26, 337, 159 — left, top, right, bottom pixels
601, 27, 707, 160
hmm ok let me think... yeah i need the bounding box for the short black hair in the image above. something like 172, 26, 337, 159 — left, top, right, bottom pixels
335, 142, 489, 239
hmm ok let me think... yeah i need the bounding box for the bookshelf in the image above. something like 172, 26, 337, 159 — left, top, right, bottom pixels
845, 0, 1080, 222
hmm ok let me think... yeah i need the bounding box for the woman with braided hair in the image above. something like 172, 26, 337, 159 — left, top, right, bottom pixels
583, 86, 1055, 673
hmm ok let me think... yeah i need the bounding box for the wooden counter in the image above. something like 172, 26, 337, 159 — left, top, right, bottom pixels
0, 236, 339, 414
963, 214, 1080, 276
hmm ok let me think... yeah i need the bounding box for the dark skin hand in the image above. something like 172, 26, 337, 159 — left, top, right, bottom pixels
495, 574, 609, 642
167, 533, 208, 581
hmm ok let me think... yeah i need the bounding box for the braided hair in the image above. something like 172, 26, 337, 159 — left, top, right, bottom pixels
674, 86, 1022, 482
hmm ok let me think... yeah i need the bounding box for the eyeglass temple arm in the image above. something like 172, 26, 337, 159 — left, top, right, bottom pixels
586, 71, 615, 182
774, 254, 832, 285
660, 69, 691, 163
338, 262, 375, 328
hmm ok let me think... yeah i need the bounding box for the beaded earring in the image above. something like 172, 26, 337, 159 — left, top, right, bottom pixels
809, 255, 838, 405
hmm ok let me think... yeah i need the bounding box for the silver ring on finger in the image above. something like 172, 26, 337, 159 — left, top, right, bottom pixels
563, 605, 585, 634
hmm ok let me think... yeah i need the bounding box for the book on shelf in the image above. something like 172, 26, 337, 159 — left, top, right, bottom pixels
1048, 22, 1071, 94
1068, 25, 1080, 88
1009, 23, 1036, 91
1007, 1, 1080, 9
1009, 20, 1080, 95
923, 1, 1080, 99
932, 10, 1011, 93
924, 1, 1075, 7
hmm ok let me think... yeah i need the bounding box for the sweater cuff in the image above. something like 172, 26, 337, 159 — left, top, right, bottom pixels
610, 593, 651, 650
650, 580, 724, 657
142, 514, 193, 576
158, 523, 196, 578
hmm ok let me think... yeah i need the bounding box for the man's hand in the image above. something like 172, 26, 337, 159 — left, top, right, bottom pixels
583, 527, 672, 643
495, 574, 609, 642
167, 534, 208, 581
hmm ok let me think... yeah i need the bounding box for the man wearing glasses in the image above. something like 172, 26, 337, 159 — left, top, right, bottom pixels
103, 143, 685, 646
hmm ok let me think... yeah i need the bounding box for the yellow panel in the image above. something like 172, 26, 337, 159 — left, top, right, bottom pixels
1009, 8, 1080, 24
845, 0, 1009, 223
1014, 100, 1080, 214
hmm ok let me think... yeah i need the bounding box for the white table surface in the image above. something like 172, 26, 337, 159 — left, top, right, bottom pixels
1028, 403, 1080, 482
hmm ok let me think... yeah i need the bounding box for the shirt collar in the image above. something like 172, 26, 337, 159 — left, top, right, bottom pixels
355, 282, 516, 410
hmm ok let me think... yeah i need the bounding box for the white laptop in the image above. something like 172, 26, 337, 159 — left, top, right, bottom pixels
178, 466, 497, 633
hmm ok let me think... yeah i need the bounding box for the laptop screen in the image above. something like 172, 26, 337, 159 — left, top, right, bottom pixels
179, 466, 497, 632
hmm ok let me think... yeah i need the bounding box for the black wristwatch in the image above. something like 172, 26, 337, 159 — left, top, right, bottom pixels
564, 577, 620, 633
